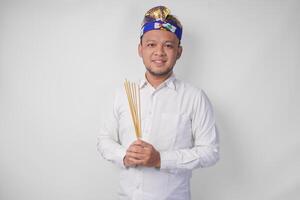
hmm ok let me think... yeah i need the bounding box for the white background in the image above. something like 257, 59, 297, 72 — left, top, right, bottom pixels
0, 0, 299, 199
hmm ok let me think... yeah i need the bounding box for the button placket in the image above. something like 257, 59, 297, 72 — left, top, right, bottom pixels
148, 92, 156, 132
135, 167, 143, 191
145, 92, 154, 133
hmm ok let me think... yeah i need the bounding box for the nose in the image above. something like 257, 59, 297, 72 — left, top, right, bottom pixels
154, 44, 166, 56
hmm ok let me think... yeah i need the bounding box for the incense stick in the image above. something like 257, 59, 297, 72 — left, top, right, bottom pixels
124, 80, 142, 138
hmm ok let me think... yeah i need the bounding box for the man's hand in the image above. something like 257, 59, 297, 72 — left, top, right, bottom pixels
123, 139, 161, 168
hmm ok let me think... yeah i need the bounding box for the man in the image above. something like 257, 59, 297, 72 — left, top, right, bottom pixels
98, 6, 219, 200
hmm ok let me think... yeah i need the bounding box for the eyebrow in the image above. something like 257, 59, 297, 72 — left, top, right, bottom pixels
145, 40, 176, 44
145, 40, 156, 43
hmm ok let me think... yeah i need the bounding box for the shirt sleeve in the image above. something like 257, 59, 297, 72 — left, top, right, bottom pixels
159, 89, 219, 171
97, 90, 127, 168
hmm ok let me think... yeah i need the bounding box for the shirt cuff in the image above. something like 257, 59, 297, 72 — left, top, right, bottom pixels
114, 147, 127, 169
159, 151, 178, 170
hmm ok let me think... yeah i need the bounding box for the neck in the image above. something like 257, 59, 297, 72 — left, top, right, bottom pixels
145, 71, 173, 88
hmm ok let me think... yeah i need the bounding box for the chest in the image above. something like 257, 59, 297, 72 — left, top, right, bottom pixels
118, 89, 194, 150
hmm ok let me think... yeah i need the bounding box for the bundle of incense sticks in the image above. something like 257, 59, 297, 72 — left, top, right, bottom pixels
124, 80, 142, 139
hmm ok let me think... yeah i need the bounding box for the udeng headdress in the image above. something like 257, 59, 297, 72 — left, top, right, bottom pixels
140, 6, 182, 40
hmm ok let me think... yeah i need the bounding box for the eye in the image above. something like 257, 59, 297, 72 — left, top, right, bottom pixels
165, 43, 174, 49
147, 43, 155, 47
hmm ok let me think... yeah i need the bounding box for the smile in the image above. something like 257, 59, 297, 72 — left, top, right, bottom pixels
152, 60, 166, 64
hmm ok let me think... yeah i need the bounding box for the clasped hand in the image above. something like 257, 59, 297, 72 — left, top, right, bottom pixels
123, 139, 161, 168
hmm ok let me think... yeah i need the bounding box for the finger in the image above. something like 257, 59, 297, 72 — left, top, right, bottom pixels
126, 152, 145, 160
128, 157, 144, 165
132, 143, 145, 148
125, 160, 137, 167
124, 156, 137, 166
128, 141, 144, 148
137, 140, 153, 148
127, 145, 145, 154
128, 141, 139, 149
124, 156, 134, 167
131, 139, 144, 146
135, 139, 143, 145
130, 158, 144, 166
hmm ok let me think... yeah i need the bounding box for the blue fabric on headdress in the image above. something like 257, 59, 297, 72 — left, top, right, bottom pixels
141, 20, 182, 40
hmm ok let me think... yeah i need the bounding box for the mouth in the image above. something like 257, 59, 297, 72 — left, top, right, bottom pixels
152, 59, 167, 64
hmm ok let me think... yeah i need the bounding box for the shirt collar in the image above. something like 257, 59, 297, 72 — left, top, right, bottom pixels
139, 73, 177, 91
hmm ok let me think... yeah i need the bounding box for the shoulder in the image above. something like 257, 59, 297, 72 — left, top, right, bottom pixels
175, 78, 206, 97
175, 78, 213, 108
111, 86, 128, 107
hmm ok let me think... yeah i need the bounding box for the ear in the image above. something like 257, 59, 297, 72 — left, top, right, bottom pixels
176, 46, 183, 59
138, 43, 142, 57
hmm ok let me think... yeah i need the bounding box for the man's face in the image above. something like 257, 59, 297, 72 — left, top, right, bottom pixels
138, 30, 182, 78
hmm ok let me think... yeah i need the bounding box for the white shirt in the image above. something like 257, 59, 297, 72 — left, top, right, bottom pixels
98, 75, 219, 200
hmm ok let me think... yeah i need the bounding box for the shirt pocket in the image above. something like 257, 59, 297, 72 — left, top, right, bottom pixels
154, 113, 192, 151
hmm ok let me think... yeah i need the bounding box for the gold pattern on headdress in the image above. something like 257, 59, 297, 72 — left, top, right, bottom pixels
142, 6, 182, 29
145, 6, 170, 21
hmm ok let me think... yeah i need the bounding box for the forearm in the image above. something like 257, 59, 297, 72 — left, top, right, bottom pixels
159, 144, 219, 171
97, 134, 126, 166
97, 116, 126, 168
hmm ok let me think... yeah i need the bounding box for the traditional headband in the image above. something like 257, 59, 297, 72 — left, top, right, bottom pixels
140, 19, 183, 40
